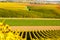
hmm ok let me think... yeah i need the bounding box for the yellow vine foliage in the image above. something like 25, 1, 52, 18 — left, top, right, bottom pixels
0, 22, 21, 40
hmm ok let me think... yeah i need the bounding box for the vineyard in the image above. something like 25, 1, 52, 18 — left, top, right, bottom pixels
0, 3, 60, 18
0, 2, 28, 10
0, 21, 60, 40
0, 2, 60, 40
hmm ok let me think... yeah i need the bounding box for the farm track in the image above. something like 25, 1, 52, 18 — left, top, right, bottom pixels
11, 26, 60, 31
0, 18, 60, 20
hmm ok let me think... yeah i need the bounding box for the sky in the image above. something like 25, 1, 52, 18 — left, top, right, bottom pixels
47, 0, 60, 1
0, 0, 60, 1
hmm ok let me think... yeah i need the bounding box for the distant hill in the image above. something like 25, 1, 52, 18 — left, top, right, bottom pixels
0, 0, 60, 4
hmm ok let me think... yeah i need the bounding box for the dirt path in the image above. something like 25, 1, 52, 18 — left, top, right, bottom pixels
11, 26, 60, 31
0, 18, 60, 20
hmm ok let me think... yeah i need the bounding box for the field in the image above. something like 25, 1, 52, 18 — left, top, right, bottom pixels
0, 18, 60, 40
0, 2, 60, 18
0, 18, 60, 26
0, 2, 60, 40
0, 2, 28, 10
11, 26, 60, 40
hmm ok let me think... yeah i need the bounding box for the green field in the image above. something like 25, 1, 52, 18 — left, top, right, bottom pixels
0, 19, 60, 26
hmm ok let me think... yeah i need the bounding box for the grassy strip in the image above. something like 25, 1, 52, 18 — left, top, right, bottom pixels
0, 19, 60, 26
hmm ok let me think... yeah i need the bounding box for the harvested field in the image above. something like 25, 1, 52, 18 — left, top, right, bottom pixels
11, 26, 60, 31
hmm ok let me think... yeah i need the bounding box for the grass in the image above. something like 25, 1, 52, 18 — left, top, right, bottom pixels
0, 19, 60, 26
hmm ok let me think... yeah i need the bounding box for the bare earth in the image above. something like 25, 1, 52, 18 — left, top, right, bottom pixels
11, 26, 60, 31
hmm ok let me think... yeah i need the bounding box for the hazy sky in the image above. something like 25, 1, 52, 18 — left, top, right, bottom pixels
47, 0, 60, 1
0, 0, 60, 1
